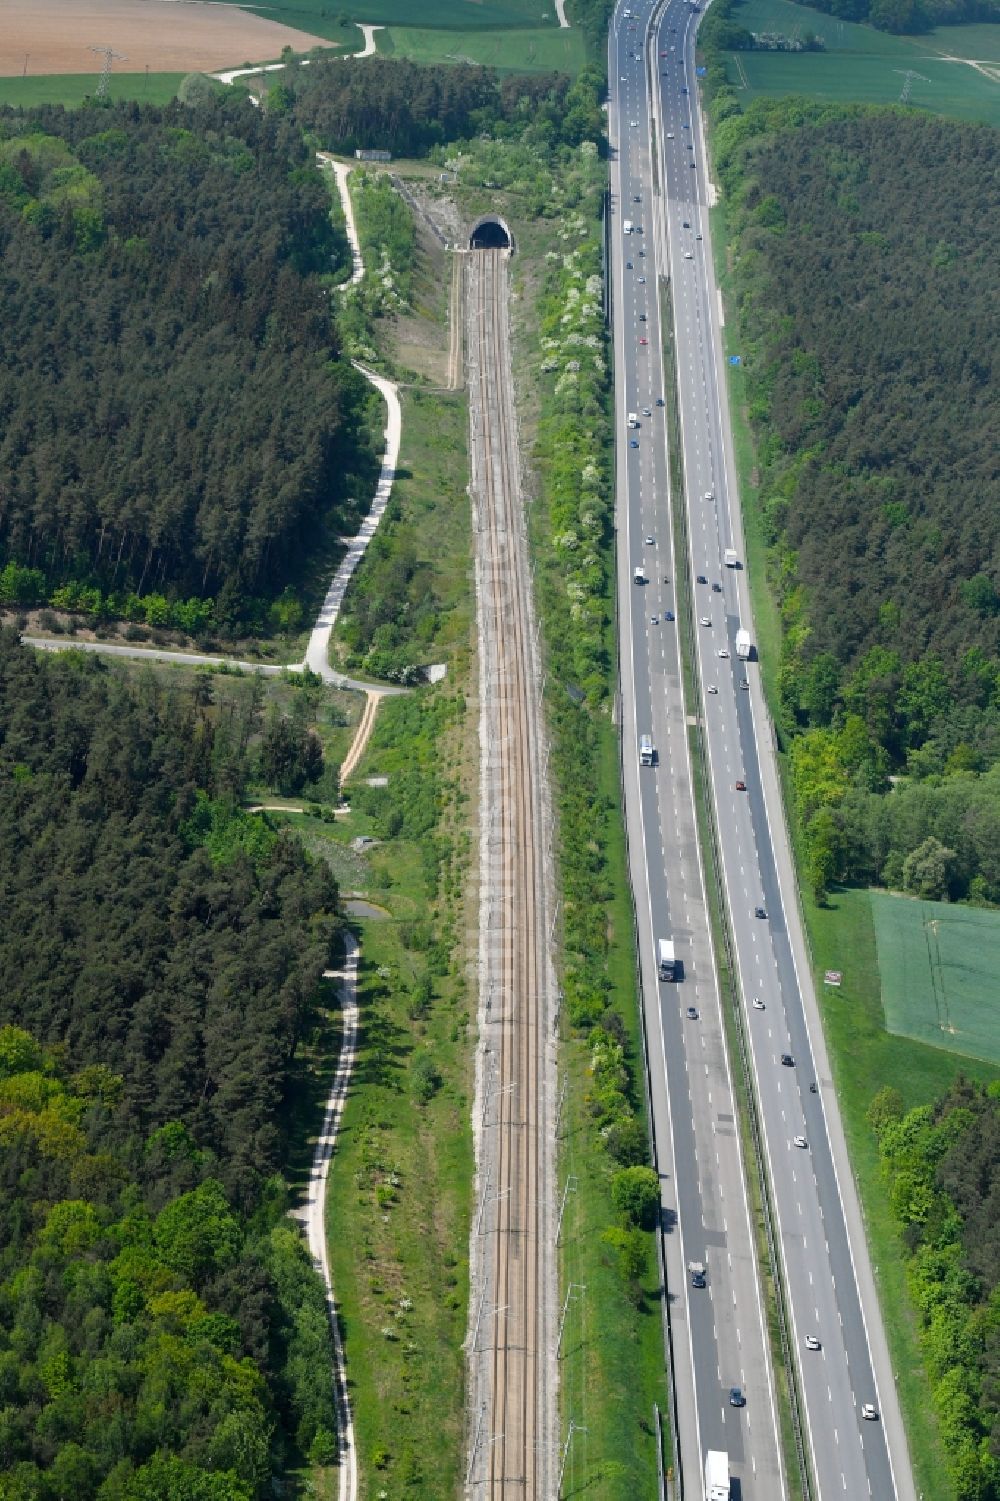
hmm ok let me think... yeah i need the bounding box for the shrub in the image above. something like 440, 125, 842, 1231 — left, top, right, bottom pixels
610, 1166, 660, 1230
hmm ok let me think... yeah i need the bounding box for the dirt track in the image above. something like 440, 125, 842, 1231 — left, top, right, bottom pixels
1, 1, 327, 77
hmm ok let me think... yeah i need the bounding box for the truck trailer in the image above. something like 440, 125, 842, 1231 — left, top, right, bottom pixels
657, 938, 676, 981
735, 628, 752, 660
704, 1449, 729, 1501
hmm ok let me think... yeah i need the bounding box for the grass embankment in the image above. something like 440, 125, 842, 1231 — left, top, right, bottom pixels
268, 688, 475, 1501
332, 165, 472, 682
707, 152, 1000, 1501
0, 74, 185, 107
715, 0, 1000, 125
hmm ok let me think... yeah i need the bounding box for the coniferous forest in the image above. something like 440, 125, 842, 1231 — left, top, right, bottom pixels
0, 633, 342, 1498
716, 105, 1000, 902
0, 95, 370, 620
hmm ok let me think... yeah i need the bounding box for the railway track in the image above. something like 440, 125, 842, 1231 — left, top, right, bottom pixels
466, 248, 556, 1498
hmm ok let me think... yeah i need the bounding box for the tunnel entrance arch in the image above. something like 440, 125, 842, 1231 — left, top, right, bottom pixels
469, 214, 514, 252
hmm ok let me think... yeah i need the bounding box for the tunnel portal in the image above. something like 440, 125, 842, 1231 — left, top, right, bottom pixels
469, 215, 513, 251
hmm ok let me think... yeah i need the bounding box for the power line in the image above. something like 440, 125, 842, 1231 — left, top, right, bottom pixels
90, 45, 127, 99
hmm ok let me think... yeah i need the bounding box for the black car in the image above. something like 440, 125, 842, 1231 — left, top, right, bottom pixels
755, 905, 767, 919
691, 1268, 706, 1288
682, 220, 690, 228
656, 397, 665, 406
729, 1387, 745, 1408
664, 611, 675, 621
696, 573, 708, 584
781, 1053, 794, 1067
809, 1081, 818, 1093
712, 581, 722, 592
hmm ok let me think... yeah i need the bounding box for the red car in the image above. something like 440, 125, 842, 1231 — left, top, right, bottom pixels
735, 780, 747, 791
639, 337, 649, 345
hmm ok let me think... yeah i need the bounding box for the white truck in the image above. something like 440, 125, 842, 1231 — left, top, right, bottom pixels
704, 1449, 729, 1501
623, 219, 634, 235
657, 938, 676, 981
627, 412, 639, 429
639, 734, 654, 767
634, 566, 646, 585
736, 627, 752, 660
724, 548, 739, 568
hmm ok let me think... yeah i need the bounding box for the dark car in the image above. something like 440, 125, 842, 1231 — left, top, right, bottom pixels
755, 906, 767, 919
809, 1081, 818, 1093
712, 580, 722, 592
781, 1053, 794, 1067
735, 780, 747, 791
626, 261, 634, 270
664, 610, 675, 621
696, 573, 708, 584
656, 397, 665, 406
682, 220, 690, 227
629, 439, 639, 449
730, 1387, 745, 1408
691, 1268, 706, 1288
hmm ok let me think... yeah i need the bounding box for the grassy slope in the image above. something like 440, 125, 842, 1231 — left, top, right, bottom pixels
380, 26, 588, 73
721, 0, 1000, 125
235, 0, 560, 36
708, 135, 1000, 1501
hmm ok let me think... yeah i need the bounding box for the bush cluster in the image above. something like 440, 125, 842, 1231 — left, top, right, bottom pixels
869, 1080, 1000, 1500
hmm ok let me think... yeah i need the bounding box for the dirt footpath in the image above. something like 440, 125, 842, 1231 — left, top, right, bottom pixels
1, 0, 327, 77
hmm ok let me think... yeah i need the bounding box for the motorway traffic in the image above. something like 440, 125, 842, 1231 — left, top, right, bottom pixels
610, 2, 915, 1498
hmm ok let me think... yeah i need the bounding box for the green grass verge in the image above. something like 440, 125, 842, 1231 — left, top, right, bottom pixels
381, 25, 588, 73
0, 73, 185, 107
709, 142, 1000, 1499
721, 0, 1000, 125
558, 716, 671, 1498
232, 0, 559, 35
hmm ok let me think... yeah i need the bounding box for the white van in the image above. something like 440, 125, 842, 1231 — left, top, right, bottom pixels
627, 412, 639, 428
623, 219, 634, 235
639, 734, 654, 766
634, 566, 646, 585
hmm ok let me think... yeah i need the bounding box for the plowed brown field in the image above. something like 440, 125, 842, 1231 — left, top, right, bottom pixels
2, 1, 327, 77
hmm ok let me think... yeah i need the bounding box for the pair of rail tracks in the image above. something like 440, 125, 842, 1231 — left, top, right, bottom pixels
468, 247, 551, 1499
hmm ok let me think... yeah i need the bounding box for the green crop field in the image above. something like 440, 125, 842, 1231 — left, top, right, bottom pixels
231, 0, 561, 41
381, 24, 587, 72
0, 73, 185, 109
722, 0, 1000, 125
871, 892, 1000, 1065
